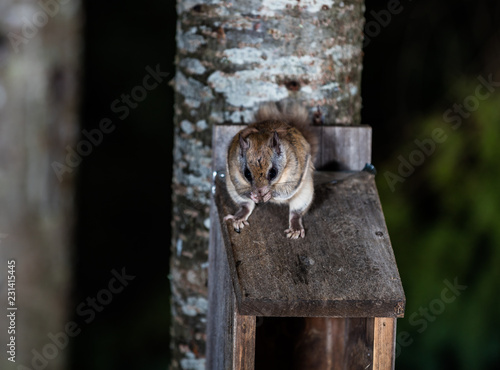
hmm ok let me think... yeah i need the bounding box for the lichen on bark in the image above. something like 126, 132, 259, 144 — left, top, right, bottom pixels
171, 0, 364, 367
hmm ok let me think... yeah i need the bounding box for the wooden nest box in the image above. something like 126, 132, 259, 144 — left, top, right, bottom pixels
207, 124, 405, 369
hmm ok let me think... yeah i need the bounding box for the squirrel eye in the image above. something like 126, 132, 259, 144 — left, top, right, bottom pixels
244, 167, 252, 182
268, 167, 277, 181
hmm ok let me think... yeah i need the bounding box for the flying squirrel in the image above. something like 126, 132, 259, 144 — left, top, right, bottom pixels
224, 103, 318, 239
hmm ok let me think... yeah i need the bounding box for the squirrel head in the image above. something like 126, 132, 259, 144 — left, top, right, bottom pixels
231, 124, 288, 203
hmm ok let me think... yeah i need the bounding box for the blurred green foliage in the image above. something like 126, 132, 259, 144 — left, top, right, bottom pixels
378, 84, 500, 370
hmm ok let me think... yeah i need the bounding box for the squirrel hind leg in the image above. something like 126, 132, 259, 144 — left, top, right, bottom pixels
285, 211, 305, 239
285, 171, 314, 239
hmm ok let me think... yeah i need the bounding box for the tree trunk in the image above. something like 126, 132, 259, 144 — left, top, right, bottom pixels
0, 1, 81, 369
171, 0, 364, 367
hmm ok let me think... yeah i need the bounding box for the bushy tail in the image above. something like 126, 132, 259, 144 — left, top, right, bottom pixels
254, 102, 319, 162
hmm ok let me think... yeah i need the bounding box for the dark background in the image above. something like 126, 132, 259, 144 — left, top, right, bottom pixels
71, 0, 500, 369
71, 1, 174, 369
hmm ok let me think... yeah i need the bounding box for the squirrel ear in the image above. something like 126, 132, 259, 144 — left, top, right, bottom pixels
239, 133, 249, 155
271, 131, 281, 156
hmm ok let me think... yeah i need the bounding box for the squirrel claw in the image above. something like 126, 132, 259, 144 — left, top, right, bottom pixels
285, 228, 305, 239
224, 214, 249, 233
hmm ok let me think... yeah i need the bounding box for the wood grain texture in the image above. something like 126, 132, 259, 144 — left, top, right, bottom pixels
292, 318, 338, 369
206, 215, 255, 370
343, 318, 374, 369
232, 314, 256, 370
213, 125, 245, 171
208, 123, 403, 369
373, 318, 397, 370
207, 132, 255, 370
292, 318, 374, 370
255, 317, 374, 370
214, 171, 405, 318
213, 125, 372, 172
313, 125, 372, 171
206, 207, 236, 369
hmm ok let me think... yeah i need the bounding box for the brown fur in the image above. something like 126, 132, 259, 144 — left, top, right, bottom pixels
224, 103, 317, 239
253, 103, 318, 161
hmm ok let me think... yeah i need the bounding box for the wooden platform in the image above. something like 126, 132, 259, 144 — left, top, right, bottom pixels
207, 124, 405, 369
214, 170, 405, 318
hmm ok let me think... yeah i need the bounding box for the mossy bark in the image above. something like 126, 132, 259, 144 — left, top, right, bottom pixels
172, 0, 364, 367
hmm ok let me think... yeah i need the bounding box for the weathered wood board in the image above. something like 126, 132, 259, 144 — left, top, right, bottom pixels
373, 317, 397, 370
206, 202, 236, 369
313, 125, 372, 171
208, 123, 403, 369
212, 125, 372, 171
214, 171, 405, 318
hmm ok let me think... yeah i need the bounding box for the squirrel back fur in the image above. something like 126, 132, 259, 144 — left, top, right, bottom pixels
253, 103, 318, 162
223, 102, 317, 239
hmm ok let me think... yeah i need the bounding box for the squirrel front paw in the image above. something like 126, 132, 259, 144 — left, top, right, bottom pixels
285, 227, 305, 239
224, 214, 249, 233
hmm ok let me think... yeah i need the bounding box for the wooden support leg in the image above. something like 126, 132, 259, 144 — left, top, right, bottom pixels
233, 313, 256, 370
373, 317, 397, 370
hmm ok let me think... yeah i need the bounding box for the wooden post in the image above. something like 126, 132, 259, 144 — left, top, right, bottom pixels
232, 314, 256, 369
373, 318, 397, 370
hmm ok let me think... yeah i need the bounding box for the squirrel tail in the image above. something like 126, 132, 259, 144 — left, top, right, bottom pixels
254, 102, 319, 162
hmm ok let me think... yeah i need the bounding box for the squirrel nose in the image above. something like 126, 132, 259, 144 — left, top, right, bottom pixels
257, 187, 268, 196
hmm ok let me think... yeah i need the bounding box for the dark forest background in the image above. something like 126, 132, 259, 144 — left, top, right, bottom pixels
72, 0, 500, 369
